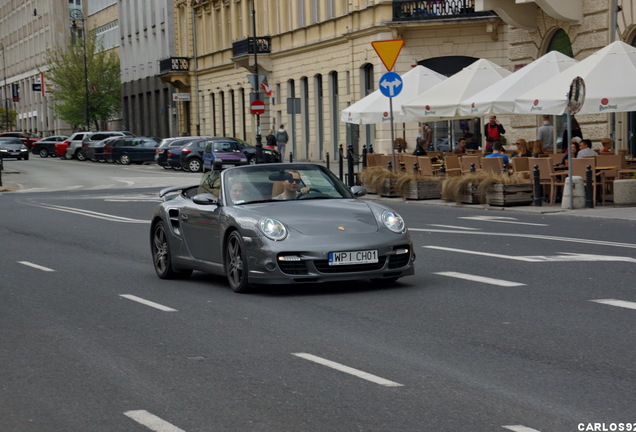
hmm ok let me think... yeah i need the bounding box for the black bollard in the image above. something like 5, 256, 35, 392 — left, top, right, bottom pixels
470, 162, 475, 173
289, 152, 293, 163
368, 144, 374, 154
338, 145, 344, 181
362, 145, 367, 169
347, 145, 355, 187
585, 165, 594, 208
439, 163, 446, 176
326, 152, 330, 170
532, 164, 542, 206
413, 162, 419, 174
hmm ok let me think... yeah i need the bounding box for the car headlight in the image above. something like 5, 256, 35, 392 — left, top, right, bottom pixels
258, 217, 287, 241
381, 210, 406, 233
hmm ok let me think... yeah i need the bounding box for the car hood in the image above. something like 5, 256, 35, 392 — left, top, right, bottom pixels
244, 199, 380, 235
0, 143, 24, 150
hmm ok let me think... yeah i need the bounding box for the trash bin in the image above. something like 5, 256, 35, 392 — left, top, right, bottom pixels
562, 176, 585, 209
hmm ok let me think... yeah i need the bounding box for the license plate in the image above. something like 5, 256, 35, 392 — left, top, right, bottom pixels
328, 250, 378, 266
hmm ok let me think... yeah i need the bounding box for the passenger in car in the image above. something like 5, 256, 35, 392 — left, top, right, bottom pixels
273, 170, 309, 200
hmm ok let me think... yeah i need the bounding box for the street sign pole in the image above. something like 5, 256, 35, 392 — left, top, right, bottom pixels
372, 40, 404, 173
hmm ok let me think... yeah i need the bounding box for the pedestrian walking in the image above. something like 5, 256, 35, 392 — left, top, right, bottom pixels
275, 125, 289, 162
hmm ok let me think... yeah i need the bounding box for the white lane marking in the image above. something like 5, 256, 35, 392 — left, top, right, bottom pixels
435, 271, 525, 287
503, 426, 541, 432
424, 246, 636, 264
590, 299, 636, 311
460, 216, 549, 226
410, 228, 636, 250
123, 410, 186, 432
119, 295, 178, 312
427, 224, 481, 230
30, 202, 148, 223
18, 261, 55, 272
292, 353, 403, 387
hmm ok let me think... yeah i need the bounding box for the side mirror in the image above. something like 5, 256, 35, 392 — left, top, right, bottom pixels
192, 193, 219, 206
351, 185, 367, 197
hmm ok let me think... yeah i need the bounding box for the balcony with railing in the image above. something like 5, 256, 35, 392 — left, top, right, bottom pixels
393, 0, 495, 21
232, 37, 272, 58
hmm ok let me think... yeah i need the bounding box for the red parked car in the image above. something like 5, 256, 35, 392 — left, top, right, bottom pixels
0, 131, 39, 149
55, 140, 70, 157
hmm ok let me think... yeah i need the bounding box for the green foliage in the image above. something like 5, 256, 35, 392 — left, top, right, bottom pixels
43, 32, 120, 130
0, 105, 17, 131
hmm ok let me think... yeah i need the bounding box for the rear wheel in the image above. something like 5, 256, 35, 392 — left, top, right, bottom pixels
187, 158, 202, 172
119, 154, 131, 165
225, 231, 251, 293
151, 221, 192, 279
75, 149, 86, 161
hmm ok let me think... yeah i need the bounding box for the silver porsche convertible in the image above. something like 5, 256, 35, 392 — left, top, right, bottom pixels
150, 163, 415, 292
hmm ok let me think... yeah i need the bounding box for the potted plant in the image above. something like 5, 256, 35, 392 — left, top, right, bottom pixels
396, 172, 441, 200
359, 166, 397, 195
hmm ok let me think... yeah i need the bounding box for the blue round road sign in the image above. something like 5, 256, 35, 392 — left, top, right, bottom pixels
379, 72, 403, 98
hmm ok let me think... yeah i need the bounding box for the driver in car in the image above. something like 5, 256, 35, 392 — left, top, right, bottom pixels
273, 170, 309, 200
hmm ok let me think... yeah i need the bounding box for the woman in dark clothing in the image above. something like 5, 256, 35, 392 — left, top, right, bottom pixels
561, 116, 582, 152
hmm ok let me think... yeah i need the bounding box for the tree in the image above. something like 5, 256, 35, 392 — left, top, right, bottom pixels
0, 106, 17, 131
43, 31, 120, 131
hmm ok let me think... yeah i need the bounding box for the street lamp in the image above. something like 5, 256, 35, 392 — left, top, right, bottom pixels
70, 9, 90, 131
251, 0, 263, 161
0, 42, 9, 132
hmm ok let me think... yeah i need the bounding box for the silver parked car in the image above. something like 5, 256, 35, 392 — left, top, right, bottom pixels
150, 163, 415, 293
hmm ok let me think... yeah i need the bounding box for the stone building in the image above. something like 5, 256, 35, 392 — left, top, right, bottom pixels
162, 0, 635, 159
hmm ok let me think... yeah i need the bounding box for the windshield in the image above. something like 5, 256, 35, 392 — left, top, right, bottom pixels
221, 164, 353, 205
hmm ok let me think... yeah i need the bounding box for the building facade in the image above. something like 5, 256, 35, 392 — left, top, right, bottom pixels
0, 0, 76, 135
119, 0, 179, 138
162, 0, 635, 159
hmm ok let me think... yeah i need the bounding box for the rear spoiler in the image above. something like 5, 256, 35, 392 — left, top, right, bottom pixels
159, 184, 199, 199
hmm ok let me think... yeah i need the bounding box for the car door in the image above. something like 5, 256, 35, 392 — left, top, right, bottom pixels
179, 200, 224, 264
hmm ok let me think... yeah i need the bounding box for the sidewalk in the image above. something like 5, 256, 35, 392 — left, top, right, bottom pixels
362, 195, 636, 222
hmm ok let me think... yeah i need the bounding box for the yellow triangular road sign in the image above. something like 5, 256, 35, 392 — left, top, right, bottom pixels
371, 39, 405, 71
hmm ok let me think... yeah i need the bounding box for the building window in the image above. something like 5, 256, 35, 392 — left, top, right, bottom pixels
329, 71, 339, 159
315, 74, 324, 158
546, 28, 574, 57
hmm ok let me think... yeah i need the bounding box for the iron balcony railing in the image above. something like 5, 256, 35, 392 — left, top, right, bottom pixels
393, 0, 495, 21
158, 57, 190, 75
232, 37, 272, 57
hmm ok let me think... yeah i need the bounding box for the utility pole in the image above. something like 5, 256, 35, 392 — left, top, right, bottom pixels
0, 43, 9, 131
70, 9, 90, 131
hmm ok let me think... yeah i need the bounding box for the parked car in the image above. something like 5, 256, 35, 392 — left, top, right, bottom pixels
0, 137, 30, 160
200, 137, 280, 172
104, 136, 161, 165
150, 163, 415, 293
155, 137, 201, 169
60, 131, 93, 159
0, 131, 39, 149
31, 135, 68, 158
83, 136, 120, 162
178, 138, 214, 172
77, 131, 134, 161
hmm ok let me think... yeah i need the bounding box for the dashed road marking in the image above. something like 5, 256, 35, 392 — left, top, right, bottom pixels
292, 353, 403, 387
590, 299, 636, 311
124, 410, 186, 432
18, 261, 55, 272
502, 426, 541, 432
424, 246, 636, 263
435, 271, 525, 287
120, 295, 178, 312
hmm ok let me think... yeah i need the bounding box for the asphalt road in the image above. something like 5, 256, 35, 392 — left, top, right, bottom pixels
1, 157, 635, 432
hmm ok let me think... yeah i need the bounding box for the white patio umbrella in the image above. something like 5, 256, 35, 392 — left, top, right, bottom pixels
340, 65, 446, 124
458, 51, 577, 116
515, 41, 636, 115
401, 58, 512, 120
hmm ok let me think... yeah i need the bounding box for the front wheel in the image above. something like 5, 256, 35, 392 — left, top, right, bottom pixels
39, 148, 49, 158
75, 149, 86, 161
225, 231, 251, 293
151, 221, 192, 279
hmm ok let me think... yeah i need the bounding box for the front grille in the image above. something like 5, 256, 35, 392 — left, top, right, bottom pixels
388, 251, 411, 269
278, 260, 309, 275
314, 257, 386, 273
